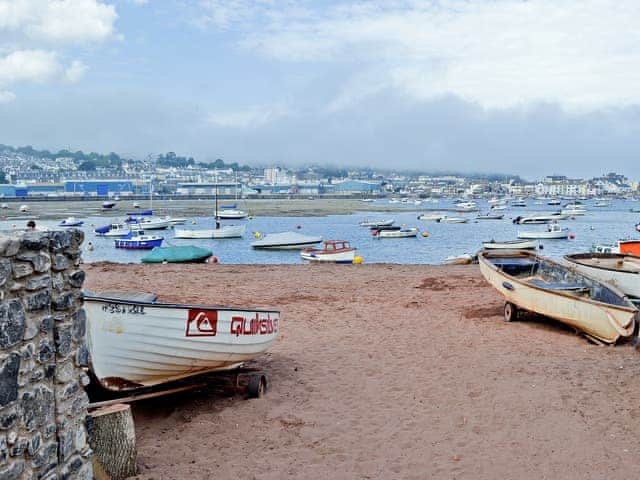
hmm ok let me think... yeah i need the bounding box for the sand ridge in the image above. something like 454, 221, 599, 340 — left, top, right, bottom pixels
83, 263, 640, 480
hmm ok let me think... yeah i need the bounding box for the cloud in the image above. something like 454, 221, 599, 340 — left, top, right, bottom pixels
0, 91, 16, 103
0, 50, 61, 85
206, 104, 289, 128
196, 0, 640, 112
65, 60, 89, 83
130, 0, 148, 4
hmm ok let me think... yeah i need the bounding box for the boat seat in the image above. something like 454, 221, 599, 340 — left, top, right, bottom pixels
89, 290, 158, 303
527, 279, 589, 292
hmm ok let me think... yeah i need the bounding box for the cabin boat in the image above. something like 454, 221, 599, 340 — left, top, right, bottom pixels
454, 202, 479, 212
83, 291, 280, 391
127, 215, 171, 230
59, 217, 84, 227
517, 224, 569, 239
561, 203, 587, 216
478, 250, 637, 344
417, 213, 444, 221
513, 212, 570, 224
564, 253, 640, 300
300, 240, 356, 263
482, 239, 539, 250
476, 213, 504, 220
114, 230, 164, 249
102, 201, 116, 209
94, 223, 131, 237
437, 216, 469, 224
359, 219, 394, 227
376, 227, 419, 238
19, 205, 30, 213
251, 232, 322, 250
510, 199, 527, 207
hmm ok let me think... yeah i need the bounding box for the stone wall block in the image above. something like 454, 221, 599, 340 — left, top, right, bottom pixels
0, 353, 20, 407
52, 254, 70, 272
12, 262, 34, 279
0, 259, 12, 287
71, 309, 86, 342
0, 300, 25, 349
0, 238, 21, 258
26, 275, 51, 292
16, 252, 51, 273
67, 270, 85, 289
25, 289, 51, 312
19, 386, 54, 432
20, 233, 50, 252
54, 326, 72, 359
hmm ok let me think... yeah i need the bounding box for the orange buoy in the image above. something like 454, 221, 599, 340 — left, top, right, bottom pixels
569, 234, 575, 240
208, 256, 219, 264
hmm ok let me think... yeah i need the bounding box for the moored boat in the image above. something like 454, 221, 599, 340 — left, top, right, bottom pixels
127, 215, 171, 230
83, 291, 280, 391
478, 250, 638, 344
513, 212, 570, 224
482, 239, 539, 250
102, 201, 116, 209
444, 253, 474, 265
94, 223, 131, 237
476, 213, 504, 220
437, 216, 469, 224
359, 219, 394, 227
251, 231, 322, 250
564, 253, 640, 299
174, 224, 246, 239
517, 224, 570, 239
417, 213, 444, 221
217, 208, 248, 220
114, 230, 164, 249
59, 217, 84, 227
376, 227, 418, 238
300, 240, 356, 263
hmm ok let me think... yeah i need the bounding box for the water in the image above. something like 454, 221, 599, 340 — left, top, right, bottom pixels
4, 199, 639, 264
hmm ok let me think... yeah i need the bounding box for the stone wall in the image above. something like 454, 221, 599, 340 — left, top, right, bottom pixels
0, 229, 92, 480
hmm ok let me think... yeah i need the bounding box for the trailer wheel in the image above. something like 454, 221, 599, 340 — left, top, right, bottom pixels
247, 374, 267, 398
504, 302, 518, 322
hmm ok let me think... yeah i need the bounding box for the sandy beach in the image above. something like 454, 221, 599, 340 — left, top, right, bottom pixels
84, 263, 640, 480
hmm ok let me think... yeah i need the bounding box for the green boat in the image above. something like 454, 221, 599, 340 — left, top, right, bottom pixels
141, 245, 213, 263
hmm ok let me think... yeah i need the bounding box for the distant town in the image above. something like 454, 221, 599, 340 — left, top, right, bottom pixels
0, 143, 637, 200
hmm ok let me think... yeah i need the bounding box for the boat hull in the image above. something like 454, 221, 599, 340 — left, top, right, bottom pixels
517, 230, 569, 239
173, 225, 246, 239
482, 240, 539, 250
378, 228, 418, 238
114, 238, 163, 249
620, 240, 640, 256
300, 249, 355, 263
84, 295, 280, 391
478, 251, 637, 344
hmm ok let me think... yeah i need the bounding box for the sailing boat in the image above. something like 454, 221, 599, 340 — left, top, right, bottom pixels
173, 180, 246, 239
217, 172, 249, 219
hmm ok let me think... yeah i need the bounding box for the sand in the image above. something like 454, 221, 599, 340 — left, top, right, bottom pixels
83, 263, 640, 480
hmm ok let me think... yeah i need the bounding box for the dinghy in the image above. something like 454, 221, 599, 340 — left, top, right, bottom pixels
417, 213, 444, 221
476, 213, 504, 220
174, 224, 246, 239
83, 291, 280, 391
564, 253, 640, 300
359, 219, 394, 227
251, 232, 322, 250
376, 227, 418, 238
478, 250, 638, 344
482, 239, 539, 250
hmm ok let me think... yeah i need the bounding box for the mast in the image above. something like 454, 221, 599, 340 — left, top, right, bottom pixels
215, 172, 220, 230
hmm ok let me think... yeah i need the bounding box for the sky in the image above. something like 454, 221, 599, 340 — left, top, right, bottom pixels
1, 0, 640, 179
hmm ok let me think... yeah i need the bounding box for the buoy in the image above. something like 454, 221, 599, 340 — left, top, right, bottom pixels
254, 231, 262, 239
422, 231, 429, 238
539, 244, 544, 250
569, 234, 576, 240
192, 220, 197, 225
296, 224, 301, 229
208, 256, 218, 264
372, 230, 378, 236
354, 256, 363, 264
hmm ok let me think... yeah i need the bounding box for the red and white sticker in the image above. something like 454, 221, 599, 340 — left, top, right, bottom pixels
186, 309, 218, 336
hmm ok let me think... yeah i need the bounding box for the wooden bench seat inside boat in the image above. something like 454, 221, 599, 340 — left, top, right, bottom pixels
526, 278, 590, 293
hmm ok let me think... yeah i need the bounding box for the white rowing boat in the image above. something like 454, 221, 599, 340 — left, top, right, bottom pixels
564, 253, 640, 299
482, 239, 539, 250
84, 291, 280, 391
517, 224, 569, 239
251, 231, 322, 249
174, 224, 246, 239
478, 250, 637, 344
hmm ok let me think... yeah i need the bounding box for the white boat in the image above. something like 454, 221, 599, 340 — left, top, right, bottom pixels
547, 199, 561, 206
417, 213, 444, 221
129, 215, 171, 230
517, 224, 570, 239
174, 224, 246, 239
94, 223, 131, 237
251, 231, 322, 250
444, 253, 474, 265
476, 213, 504, 220
169, 217, 187, 225
83, 291, 280, 391
561, 203, 587, 216
510, 199, 527, 207
359, 219, 394, 227
300, 240, 356, 263
594, 201, 610, 208
454, 201, 479, 212
564, 253, 640, 299
217, 208, 248, 220
437, 216, 469, 224
19, 205, 29, 212
482, 239, 539, 250
513, 212, 570, 224
478, 250, 637, 344
490, 204, 507, 211
0, 203, 7, 209
102, 201, 116, 209
376, 227, 418, 238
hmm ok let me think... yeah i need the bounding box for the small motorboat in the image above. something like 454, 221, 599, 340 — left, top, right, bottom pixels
437, 216, 469, 224
301, 240, 356, 263
251, 232, 322, 250
482, 239, 539, 250
59, 217, 84, 227
19, 205, 30, 213
174, 224, 246, 239
513, 212, 570, 224
417, 213, 444, 221
102, 201, 116, 209
564, 253, 640, 300
217, 208, 248, 220
517, 224, 569, 239
547, 199, 561, 206
376, 227, 419, 238
114, 230, 164, 249
561, 203, 587, 216
127, 215, 171, 230
169, 217, 187, 225
83, 290, 280, 391
141, 245, 212, 263
478, 250, 637, 344
476, 213, 504, 220
359, 219, 394, 227
454, 202, 479, 212
510, 199, 527, 207
94, 223, 131, 237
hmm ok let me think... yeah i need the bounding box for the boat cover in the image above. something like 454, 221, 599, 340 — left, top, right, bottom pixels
141, 245, 212, 263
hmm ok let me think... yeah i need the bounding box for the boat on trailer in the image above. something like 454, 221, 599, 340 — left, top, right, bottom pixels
83, 291, 280, 391
564, 253, 640, 301
300, 240, 356, 263
478, 250, 638, 344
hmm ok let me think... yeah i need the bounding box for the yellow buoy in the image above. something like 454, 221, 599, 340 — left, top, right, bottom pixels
254, 231, 262, 239
191, 220, 197, 224
422, 231, 429, 238
354, 256, 363, 264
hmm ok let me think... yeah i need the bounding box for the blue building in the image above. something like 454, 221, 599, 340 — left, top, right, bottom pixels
331, 180, 383, 194
64, 180, 136, 195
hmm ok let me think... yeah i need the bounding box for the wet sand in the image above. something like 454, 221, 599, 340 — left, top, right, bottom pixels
83, 263, 640, 480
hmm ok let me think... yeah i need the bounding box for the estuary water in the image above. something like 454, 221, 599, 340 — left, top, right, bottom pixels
3, 199, 639, 265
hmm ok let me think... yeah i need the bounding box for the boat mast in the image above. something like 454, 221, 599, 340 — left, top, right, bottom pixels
215, 171, 220, 230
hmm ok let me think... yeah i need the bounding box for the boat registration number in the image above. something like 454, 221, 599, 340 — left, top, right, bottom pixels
101, 303, 146, 315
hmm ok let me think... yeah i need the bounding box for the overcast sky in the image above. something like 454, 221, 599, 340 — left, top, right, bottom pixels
1, 0, 639, 179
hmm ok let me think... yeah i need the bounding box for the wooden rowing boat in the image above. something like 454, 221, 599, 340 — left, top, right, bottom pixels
564, 253, 640, 299
478, 250, 637, 344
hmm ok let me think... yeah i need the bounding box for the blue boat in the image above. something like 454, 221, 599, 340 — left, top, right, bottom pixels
114, 230, 164, 249
125, 209, 153, 216
59, 217, 84, 227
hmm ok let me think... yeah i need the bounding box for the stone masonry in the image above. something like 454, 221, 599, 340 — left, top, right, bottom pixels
0, 229, 92, 480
